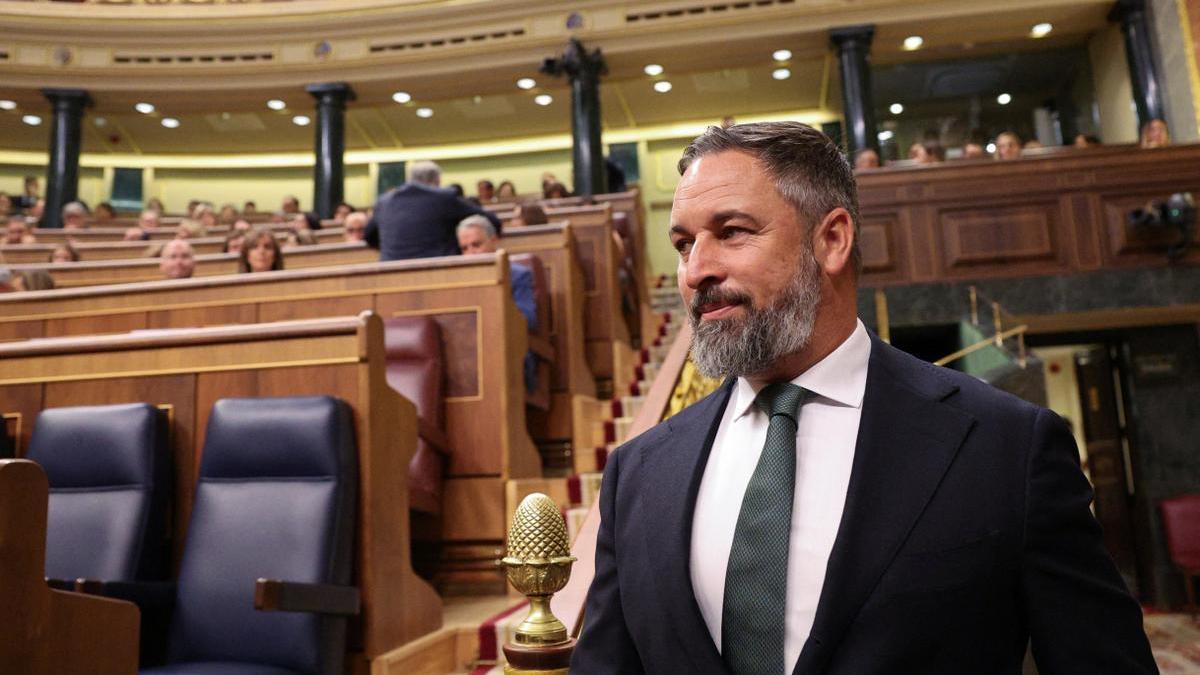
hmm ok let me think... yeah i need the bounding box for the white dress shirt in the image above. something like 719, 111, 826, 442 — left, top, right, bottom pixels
690, 319, 871, 672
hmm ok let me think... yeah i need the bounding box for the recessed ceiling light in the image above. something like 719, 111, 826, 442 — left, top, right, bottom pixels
889, 103, 904, 115
878, 130, 895, 142
986, 142, 997, 153
644, 64, 664, 76
392, 91, 412, 104
134, 102, 155, 114
292, 115, 311, 126
0, 100, 15, 110
903, 36, 924, 51
534, 94, 553, 106
653, 80, 673, 93
772, 68, 791, 80
1031, 22, 1053, 38
997, 93, 1012, 105
416, 107, 434, 118
93, 117, 107, 127
267, 99, 286, 111
517, 78, 536, 90
161, 117, 180, 129
22, 114, 41, 126
772, 49, 792, 62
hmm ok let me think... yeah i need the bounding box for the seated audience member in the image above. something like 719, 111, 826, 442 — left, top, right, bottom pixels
543, 181, 570, 199
159, 239, 196, 280
218, 203, 239, 225
61, 201, 88, 229
269, 210, 287, 224
1074, 134, 1102, 148
145, 197, 165, 213
232, 218, 252, 232
907, 142, 933, 164
176, 220, 205, 239
12, 268, 54, 292
223, 231, 247, 254
238, 228, 284, 273
289, 211, 321, 231
186, 199, 200, 216
242, 200, 258, 216
333, 202, 354, 223
193, 204, 219, 230
0, 192, 11, 216
853, 148, 881, 170
5, 215, 35, 244
962, 142, 987, 159
496, 180, 518, 200
511, 203, 548, 227
138, 209, 161, 230
123, 227, 148, 241
94, 202, 117, 222
49, 242, 79, 263
343, 212, 368, 242
365, 159, 503, 261
448, 183, 465, 198
283, 229, 317, 248
1140, 118, 1170, 148
281, 195, 301, 214
995, 131, 1023, 160
477, 180, 496, 203
0, 267, 15, 293
1023, 139, 1044, 152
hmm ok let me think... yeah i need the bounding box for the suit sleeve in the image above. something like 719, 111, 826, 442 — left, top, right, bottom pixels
509, 266, 537, 332
1022, 408, 1157, 674
570, 447, 646, 675
364, 213, 380, 249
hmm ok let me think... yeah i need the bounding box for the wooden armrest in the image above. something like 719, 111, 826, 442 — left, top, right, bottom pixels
254, 578, 359, 616
45, 577, 73, 591
528, 334, 555, 362
71, 579, 176, 609
417, 417, 450, 455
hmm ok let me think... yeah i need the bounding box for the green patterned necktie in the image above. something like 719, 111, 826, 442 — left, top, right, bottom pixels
722, 382, 807, 675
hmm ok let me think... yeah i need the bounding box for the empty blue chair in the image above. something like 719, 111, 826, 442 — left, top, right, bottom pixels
144, 395, 359, 675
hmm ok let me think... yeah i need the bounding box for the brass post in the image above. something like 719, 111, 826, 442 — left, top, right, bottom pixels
874, 289, 890, 344
992, 302, 1003, 347
1017, 331, 1028, 369
969, 286, 979, 326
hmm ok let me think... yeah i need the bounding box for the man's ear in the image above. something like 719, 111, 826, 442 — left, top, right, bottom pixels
811, 207, 855, 276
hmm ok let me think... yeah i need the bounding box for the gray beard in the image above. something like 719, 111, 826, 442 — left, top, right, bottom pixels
687, 255, 822, 379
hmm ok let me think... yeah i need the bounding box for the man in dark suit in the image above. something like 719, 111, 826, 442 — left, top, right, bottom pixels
571, 122, 1157, 674
364, 160, 501, 261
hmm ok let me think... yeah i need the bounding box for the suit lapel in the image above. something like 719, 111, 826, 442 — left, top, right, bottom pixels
641, 379, 735, 674
793, 338, 977, 674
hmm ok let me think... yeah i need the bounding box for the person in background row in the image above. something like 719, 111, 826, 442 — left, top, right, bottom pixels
145, 197, 165, 213
343, 212, 368, 242
239, 228, 284, 273
176, 220, 205, 239
853, 148, 880, 170
1074, 134, 1102, 148
907, 142, 933, 164
242, 200, 257, 216
139, 209, 161, 230
223, 231, 247, 254
5, 215, 35, 245
283, 229, 317, 248
186, 199, 200, 216
17, 176, 39, 212
281, 195, 301, 214
194, 204, 219, 231
0, 267, 15, 293
61, 202, 88, 229
995, 131, 1022, 160
962, 142, 987, 159
123, 227, 148, 242
1140, 118, 1170, 149
50, 242, 79, 263
0, 192, 12, 216
288, 211, 320, 232
496, 181, 518, 201
543, 181, 570, 199
511, 203, 548, 227
232, 218, 252, 232
218, 203, 239, 225
448, 183, 465, 198
269, 211, 287, 224
94, 202, 117, 222
333, 202, 354, 223
477, 179, 496, 203
12, 268, 54, 292
159, 238, 196, 280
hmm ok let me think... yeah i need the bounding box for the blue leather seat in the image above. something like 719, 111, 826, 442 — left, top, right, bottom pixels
144, 396, 357, 675
27, 402, 170, 583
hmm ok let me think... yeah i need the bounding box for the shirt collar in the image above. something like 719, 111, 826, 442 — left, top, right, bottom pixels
731, 319, 872, 421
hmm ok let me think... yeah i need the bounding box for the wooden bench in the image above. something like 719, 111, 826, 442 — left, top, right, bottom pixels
0, 459, 140, 675
0, 313, 443, 664
2, 236, 227, 264
31, 224, 346, 245
6, 240, 375, 288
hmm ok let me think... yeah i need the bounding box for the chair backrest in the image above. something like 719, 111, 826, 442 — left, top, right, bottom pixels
1160, 494, 1200, 570
510, 252, 550, 338
26, 403, 169, 582
383, 316, 446, 515
167, 396, 357, 675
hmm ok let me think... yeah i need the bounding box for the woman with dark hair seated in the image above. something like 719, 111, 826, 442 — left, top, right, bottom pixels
237, 228, 284, 273
49, 242, 80, 263
511, 203, 548, 227
223, 230, 247, 254
542, 181, 570, 199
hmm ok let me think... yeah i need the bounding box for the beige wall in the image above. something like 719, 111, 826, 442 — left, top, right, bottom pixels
1090, 23, 1140, 144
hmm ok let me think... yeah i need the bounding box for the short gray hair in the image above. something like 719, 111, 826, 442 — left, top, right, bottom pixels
456, 214, 496, 239
678, 121, 862, 275
409, 160, 442, 186
62, 201, 88, 219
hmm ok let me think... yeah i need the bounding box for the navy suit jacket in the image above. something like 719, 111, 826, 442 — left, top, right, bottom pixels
365, 183, 501, 261
572, 334, 1157, 675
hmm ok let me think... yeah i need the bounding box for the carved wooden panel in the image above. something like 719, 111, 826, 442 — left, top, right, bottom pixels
1101, 193, 1200, 264
857, 212, 904, 282
938, 203, 1061, 274
430, 311, 479, 399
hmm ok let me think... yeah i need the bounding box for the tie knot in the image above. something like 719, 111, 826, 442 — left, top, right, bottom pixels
754, 382, 806, 422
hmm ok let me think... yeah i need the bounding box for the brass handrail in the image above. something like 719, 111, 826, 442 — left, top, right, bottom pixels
933, 325, 1029, 367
